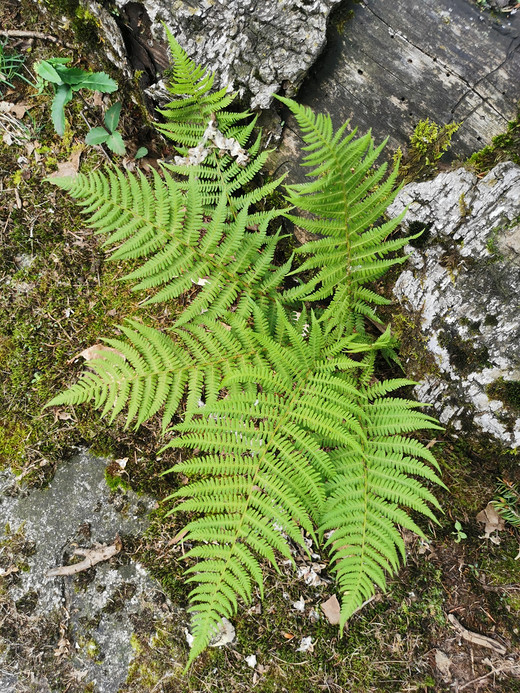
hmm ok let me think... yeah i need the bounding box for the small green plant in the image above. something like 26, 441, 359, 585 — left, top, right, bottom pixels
451, 521, 467, 543
410, 118, 461, 161
135, 146, 148, 159
34, 57, 117, 136
85, 102, 126, 155
0, 40, 30, 95
397, 117, 461, 181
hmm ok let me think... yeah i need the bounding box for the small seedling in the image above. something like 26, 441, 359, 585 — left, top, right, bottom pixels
0, 40, 31, 95
135, 146, 148, 160
451, 521, 467, 543
85, 102, 126, 155
34, 58, 117, 136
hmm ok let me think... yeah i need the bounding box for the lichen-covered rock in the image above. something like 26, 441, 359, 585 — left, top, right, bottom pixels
388, 162, 520, 448
0, 450, 174, 692
110, 0, 341, 109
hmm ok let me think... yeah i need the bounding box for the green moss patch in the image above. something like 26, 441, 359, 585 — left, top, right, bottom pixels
487, 378, 520, 413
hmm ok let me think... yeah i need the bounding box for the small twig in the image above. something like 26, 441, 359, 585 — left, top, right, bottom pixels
47, 536, 122, 577
0, 29, 59, 42
458, 664, 520, 691
447, 613, 507, 655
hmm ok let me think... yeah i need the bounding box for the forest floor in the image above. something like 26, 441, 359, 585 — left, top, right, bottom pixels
1, 0, 520, 691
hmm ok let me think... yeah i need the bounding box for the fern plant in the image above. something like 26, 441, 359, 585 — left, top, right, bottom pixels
47, 32, 443, 667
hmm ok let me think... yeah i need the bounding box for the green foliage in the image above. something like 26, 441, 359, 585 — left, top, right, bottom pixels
158, 28, 284, 217
50, 168, 288, 322
397, 117, 461, 182
34, 57, 117, 135
468, 110, 520, 172
493, 479, 520, 528
85, 102, 126, 155
46, 34, 442, 666
276, 96, 409, 335
451, 521, 467, 543
0, 40, 28, 95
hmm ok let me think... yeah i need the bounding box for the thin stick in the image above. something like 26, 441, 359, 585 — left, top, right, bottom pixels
0, 30, 58, 42
458, 665, 520, 691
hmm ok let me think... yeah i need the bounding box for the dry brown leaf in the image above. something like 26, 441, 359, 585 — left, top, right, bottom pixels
0, 101, 27, 119
476, 503, 505, 543
168, 527, 189, 546
435, 649, 453, 682
320, 594, 341, 625
69, 343, 126, 363
0, 565, 19, 577
54, 409, 73, 422
48, 148, 83, 179
54, 622, 70, 658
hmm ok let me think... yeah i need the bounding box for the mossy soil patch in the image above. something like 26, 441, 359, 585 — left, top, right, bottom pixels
1, 2, 520, 691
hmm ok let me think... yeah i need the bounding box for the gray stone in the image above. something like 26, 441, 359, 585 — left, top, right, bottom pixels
105, 0, 341, 109
272, 0, 520, 182
388, 162, 520, 448
0, 450, 165, 692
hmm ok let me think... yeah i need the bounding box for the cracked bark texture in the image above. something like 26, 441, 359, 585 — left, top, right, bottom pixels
272, 0, 520, 179
105, 0, 342, 109
388, 162, 520, 448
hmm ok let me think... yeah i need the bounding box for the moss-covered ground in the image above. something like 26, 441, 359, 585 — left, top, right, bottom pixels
1, 1, 520, 691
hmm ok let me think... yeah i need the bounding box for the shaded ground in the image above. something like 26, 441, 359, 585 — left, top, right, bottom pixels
0, 0, 520, 691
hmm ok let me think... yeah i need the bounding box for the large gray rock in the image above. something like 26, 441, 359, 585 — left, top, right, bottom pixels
0, 450, 166, 692
272, 0, 520, 182
389, 162, 520, 448
106, 0, 342, 109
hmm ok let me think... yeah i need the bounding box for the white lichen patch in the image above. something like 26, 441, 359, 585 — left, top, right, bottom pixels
389, 162, 520, 447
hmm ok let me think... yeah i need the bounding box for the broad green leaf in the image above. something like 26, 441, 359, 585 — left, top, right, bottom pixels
104, 102, 121, 134
35, 60, 62, 85
51, 84, 73, 136
105, 131, 126, 155
55, 66, 91, 85
77, 71, 118, 93
46, 57, 71, 66
85, 127, 109, 146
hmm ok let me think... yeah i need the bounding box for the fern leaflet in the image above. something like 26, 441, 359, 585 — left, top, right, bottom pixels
46, 317, 269, 432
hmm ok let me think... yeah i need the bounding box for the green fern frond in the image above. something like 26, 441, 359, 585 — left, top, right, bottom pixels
46, 317, 269, 432
49, 168, 289, 323
45, 31, 444, 667
160, 306, 410, 657
157, 29, 247, 149
158, 30, 287, 221
321, 394, 443, 628
277, 96, 409, 332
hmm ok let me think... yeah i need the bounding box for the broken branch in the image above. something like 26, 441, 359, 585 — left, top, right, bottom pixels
447, 613, 507, 655
46, 536, 122, 577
